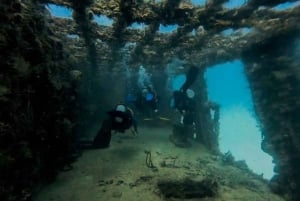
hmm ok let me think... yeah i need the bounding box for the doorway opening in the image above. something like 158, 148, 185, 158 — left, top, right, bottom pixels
205, 60, 274, 179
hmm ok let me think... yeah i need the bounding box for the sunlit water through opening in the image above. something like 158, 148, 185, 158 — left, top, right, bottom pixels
205, 60, 274, 180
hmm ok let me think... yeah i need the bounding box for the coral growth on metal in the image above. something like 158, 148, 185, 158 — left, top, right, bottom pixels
44, 0, 300, 69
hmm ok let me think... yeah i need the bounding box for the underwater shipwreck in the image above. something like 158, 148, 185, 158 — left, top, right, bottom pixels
0, 0, 300, 201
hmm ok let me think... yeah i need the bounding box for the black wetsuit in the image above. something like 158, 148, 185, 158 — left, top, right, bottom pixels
173, 90, 196, 125
135, 89, 158, 116
180, 66, 199, 92
172, 65, 199, 125
93, 108, 137, 148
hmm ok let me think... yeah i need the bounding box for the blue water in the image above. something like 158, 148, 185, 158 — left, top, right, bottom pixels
223, 0, 247, 8
191, 0, 206, 6
170, 61, 274, 179
159, 24, 178, 33
221, 27, 252, 36
191, 0, 247, 8
130, 22, 147, 30
46, 4, 72, 18
94, 15, 113, 26
172, 75, 186, 91
205, 60, 253, 108
272, 1, 300, 10
205, 60, 274, 179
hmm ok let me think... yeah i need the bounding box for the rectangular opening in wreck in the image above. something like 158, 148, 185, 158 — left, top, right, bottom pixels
129, 22, 147, 30
93, 15, 113, 26
221, 27, 253, 36
204, 60, 275, 179
191, 0, 206, 6
158, 24, 179, 33
272, 1, 300, 11
170, 74, 186, 90
223, 0, 247, 8
46, 4, 72, 18
221, 28, 234, 36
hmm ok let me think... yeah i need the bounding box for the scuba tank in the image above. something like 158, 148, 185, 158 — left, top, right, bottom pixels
180, 65, 199, 92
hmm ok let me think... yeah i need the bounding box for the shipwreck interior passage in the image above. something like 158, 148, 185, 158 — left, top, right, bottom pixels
0, 0, 300, 201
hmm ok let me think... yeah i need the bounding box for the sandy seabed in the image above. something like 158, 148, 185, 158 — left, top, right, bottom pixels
34, 126, 286, 201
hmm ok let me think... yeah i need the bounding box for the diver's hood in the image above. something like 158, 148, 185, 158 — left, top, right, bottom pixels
116, 104, 126, 112
142, 88, 148, 94
186, 89, 195, 99
145, 93, 154, 101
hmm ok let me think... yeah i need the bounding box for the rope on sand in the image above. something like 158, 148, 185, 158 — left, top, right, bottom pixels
144, 150, 157, 171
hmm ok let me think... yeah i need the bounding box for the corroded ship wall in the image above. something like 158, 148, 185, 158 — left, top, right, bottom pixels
193, 69, 220, 153
243, 32, 300, 200
0, 1, 80, 200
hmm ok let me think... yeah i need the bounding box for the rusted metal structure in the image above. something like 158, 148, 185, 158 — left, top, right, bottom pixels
43, 0, 300, 69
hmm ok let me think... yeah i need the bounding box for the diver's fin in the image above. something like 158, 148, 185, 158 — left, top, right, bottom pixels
143, 117, 170, 121
181, 65, 199, 92
158, 116, 170, 121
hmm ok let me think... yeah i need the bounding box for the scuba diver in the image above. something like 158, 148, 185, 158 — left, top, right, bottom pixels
170, 65, 199, 148
93, 104, 138, 149
134, 85, 159, 117
126, 65, 159, 118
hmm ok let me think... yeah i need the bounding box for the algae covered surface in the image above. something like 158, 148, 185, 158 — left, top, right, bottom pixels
34, 126, 285, 201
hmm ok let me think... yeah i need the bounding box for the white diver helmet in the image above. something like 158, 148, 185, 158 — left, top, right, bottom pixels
115, 104, 126, 123
186, 89, 195, 99
116, 104, 126, 112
